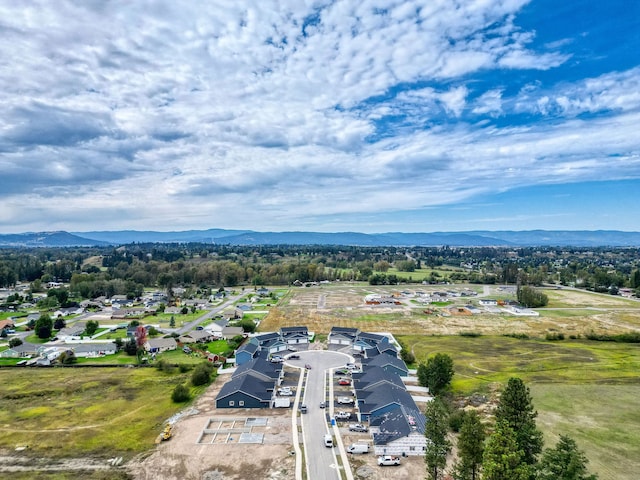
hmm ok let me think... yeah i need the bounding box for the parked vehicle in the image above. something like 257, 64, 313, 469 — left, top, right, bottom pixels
337, 396, 354, 404
299, 404, 307, 414
347, 443, 369, 454
182, 346, 192, 354
338, 378, 351, 385
270, 355, 284, 363
348, 423, 368, 432
305, 364, 312, 369
319, 401, 326, 409
324, 434, 333, 447
377, 455, 401, 466
277, 387, 293, 396
335, 411, 351, 420
335, 369, 350, 375
288, 354, 300, 359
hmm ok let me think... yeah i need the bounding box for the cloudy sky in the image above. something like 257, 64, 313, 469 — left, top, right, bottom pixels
1, 0, 639, 234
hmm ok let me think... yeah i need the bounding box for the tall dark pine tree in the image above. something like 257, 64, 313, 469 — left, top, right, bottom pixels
425, 397, 451, 480
495, 377, 543, 466
453, 410, 485, 480
483, 421, 530, 480
537, 435, 598, 480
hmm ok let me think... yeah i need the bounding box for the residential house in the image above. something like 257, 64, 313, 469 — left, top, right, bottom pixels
235, 338, 260, 366
254, 332, 287, 354
56, 323, 86, 341
145, 337, 177, 353
215, 373, 274, 409
370, 404, 427, 456
71, 343, 117, 358
0, 319, 15, 330
328, 327, 360, 346
221, 326, 245, 339
362, 354, 409, 377
279, 326, 309, 345
179, 330, 214, 344
204, 319, 228, 336
0, 342, 38, 358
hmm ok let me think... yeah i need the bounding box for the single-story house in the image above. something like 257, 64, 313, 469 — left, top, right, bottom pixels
0, 342, 38, 358
221, 326, 245, 339
145, 337, 178, 353
179, 330, 214, 344
0, 319, 16, 330
71, 343, 117, 358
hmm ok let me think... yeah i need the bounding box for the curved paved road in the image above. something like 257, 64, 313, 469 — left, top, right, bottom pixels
286, 350, 353, 480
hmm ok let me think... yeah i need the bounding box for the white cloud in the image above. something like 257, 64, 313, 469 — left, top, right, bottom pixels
0, 0, 637, 233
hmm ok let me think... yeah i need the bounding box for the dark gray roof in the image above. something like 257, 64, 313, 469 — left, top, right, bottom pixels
233, 357, 281, 381
353, 366, 405, 392
216, 373, 273, 403
363, 353, 408, 374
371, 404, 426, 445
236, 341, 259, 356
357, 332, 387, 344
357, 385, 415, 416
255, 332, 280, 344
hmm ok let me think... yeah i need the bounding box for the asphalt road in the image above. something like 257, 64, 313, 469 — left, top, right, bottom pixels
175, 293, 244, 334
287, 350, 353, 480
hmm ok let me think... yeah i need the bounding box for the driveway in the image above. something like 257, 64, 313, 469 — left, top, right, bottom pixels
287, 350, 353, 480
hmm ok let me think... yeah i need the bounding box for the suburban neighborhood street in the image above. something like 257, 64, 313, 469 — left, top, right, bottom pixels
288, 350, 352, 480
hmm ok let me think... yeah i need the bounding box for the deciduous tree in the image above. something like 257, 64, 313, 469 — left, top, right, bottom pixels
35, 314, 53, 339
418, 353, 454, 395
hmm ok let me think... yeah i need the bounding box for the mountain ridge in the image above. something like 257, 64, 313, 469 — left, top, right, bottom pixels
1, 229, 640, 247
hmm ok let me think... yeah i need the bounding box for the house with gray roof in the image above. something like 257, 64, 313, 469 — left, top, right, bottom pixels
145, 337, 177, 353
328, 326, 359, 346
215, 373, 273, 409
362, 354, 408, 377
370, 404, 427, 456
280, 326, 309, 345
235, 338, 260, 366
71, 342, 117, 357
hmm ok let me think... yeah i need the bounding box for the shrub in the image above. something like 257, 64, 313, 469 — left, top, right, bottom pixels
191, 362, 214, 386
458, 332, 482, 338
448, 409, 467, 433
171, 383, 190, 403
545, 332, 565, 341
502, 333, 529, 340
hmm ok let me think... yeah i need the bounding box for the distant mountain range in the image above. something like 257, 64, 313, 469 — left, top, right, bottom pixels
1, 229, 640, 247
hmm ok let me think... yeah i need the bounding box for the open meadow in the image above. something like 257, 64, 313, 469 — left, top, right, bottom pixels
0, 367, 193, 458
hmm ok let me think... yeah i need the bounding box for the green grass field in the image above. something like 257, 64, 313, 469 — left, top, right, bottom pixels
0, 367, 193, 458
400, 335, 640, 480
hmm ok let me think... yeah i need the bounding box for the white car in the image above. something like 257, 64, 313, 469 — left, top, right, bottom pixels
337, 396, 354, 404
335, 411, 351, 420
277, 387, 293, 396
377, 455, 401, 466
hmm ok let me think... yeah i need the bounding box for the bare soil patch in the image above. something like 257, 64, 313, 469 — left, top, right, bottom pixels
127, 374, 295, 480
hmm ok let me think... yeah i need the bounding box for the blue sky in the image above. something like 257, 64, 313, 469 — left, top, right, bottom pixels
1, 0, 639, 234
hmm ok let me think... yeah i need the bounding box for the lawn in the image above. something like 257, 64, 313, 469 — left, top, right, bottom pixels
400, 335, 640, 480
400, 335, 640, 394
0, 367, 193, 458
532, 384, 640, 480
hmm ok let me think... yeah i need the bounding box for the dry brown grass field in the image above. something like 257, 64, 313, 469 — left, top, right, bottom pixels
259, 283, 640, 337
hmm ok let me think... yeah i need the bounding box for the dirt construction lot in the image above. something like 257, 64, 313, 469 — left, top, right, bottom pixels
261, 284, 640, 337
129, 373, 294, 480
129, 369, 428, 480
